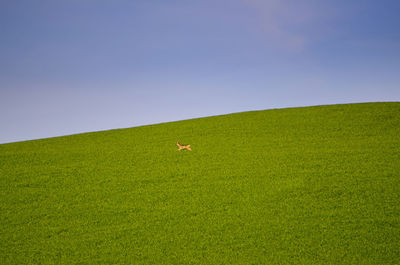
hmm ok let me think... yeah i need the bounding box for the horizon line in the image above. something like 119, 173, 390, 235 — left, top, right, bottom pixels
1, 101, 398, 145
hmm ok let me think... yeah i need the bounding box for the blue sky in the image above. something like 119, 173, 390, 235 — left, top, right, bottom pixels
1, 0, 399, 143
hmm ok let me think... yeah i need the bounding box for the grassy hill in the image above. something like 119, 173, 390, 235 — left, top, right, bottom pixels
1, 102, 400, 264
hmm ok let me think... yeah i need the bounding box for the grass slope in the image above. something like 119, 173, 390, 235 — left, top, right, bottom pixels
1, 102, 400, 264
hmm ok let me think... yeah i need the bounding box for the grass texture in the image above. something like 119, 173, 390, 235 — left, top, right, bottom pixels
1, 102, 400, 264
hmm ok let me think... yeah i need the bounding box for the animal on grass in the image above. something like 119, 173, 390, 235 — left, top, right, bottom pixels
176, 141, 192, 151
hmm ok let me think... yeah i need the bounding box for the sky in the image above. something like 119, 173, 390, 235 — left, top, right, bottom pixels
1, 0, 399, 144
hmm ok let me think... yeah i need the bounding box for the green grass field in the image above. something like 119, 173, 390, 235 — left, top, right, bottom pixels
1, 102, 400, 264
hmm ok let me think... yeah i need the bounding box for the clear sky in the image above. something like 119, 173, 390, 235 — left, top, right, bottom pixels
1, 0, 399, 143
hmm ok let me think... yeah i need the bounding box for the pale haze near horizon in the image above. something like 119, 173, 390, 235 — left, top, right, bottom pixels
1, 0, 400, 144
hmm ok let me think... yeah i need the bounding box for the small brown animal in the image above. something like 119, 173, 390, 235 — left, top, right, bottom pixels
176, 141, 192, 151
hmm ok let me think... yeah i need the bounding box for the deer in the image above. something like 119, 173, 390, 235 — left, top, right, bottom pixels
176, 141, 192, 151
